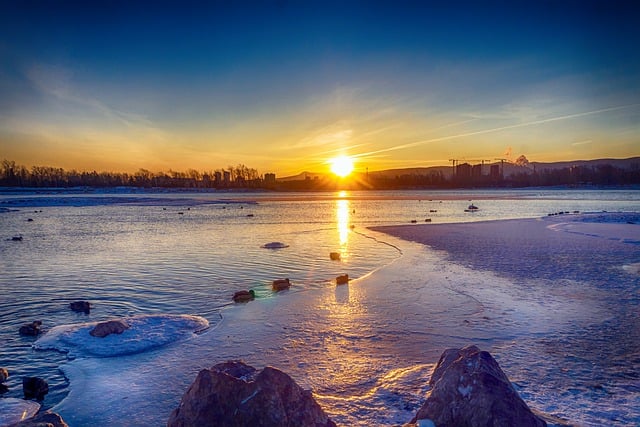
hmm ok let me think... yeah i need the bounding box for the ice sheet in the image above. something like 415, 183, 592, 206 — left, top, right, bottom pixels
34, 314, 209, 358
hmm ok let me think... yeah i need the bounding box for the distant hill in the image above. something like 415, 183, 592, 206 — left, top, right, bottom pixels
277, 157, 640, 181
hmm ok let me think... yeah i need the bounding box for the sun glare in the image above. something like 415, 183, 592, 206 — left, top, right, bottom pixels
330, 155, 354, 178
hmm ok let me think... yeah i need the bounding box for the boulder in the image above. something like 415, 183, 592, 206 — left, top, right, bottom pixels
410, 345, 546, 427
69, 300, 91, 313
168, 360, 336, 427
23, 377, 49, 400
19, 321, 42, 336
9, 410, 68, 427
90, 319, 130, 337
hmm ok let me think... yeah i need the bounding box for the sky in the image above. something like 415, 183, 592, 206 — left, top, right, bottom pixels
1, 1, 639, 176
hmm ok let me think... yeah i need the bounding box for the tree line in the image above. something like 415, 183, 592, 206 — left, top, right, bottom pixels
0, 160, 263, 189
1, 159, 639, 190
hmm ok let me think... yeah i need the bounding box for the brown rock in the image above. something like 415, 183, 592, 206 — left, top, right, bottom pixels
272, 278, 291, 291
19, 321, 42, 336
168, 360, 336, 427
9, 410, 68, 427
0, 367, 8, 383
69, 300, 91, 313
410, 345, 546, 427
89, 319, 130, 337
23, 377, 48, 400
336, 274, 349, 285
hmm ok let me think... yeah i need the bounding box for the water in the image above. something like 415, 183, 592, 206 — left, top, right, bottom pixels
0, 188, 639, 425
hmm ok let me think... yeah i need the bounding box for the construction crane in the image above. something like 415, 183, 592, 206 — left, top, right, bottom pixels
448, 159, 459, 177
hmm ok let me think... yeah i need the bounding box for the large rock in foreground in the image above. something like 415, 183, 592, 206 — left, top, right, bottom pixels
410, 345, 546, 427
168, 360, 336, 427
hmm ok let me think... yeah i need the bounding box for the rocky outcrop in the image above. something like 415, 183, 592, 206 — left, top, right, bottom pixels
168, 360, 336, 427
410, 345, 546, 427
23, 377, 49, 400
9, 410, 68, 427
19, 321, 42, 336
90, 319, 130, 337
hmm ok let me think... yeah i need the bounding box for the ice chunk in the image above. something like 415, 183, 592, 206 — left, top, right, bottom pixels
34, 314, 209, 358
0, 398, 40, 426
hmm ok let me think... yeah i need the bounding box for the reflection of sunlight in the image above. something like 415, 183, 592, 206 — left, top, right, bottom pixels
338, 190, 347, 198
336, 199, 350, 248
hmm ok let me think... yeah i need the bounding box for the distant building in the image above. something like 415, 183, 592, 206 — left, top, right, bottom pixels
456, 163, 472, 180
472, 163, 483, 178
223, 170, 231, 183
490, 164, 501, 180
214, 171, 222, 185
264, 173, 276, 185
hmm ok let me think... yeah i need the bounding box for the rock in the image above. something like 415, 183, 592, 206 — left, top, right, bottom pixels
410, 345, 546, 427
0, 368, 8, 392
19, 321, 42, 336
90, 319, 130, 337
329, 252, 341, 261
272, 278, 291, 291
69, 300, 91, 313
168, 360, 336, 427
336, 274, 349, 285
23, 377, 49, 400
262, 242, 289, 249
232, 290, 255, 303
9, 410, 69, 427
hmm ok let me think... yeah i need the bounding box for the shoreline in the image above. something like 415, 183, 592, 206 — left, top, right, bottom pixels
26, 213, 640, 425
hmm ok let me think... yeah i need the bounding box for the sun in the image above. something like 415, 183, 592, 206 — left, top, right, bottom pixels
329, 155, 354, 178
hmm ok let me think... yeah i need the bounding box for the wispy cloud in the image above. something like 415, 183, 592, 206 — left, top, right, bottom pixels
353, 104, 640, 159
25, 63, 168, 142
571, 139, 593, 147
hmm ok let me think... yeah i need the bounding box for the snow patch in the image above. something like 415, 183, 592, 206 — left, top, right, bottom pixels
34, 314, 208, 358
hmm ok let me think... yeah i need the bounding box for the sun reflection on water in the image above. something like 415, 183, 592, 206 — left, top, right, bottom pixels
336, 198, 351, 250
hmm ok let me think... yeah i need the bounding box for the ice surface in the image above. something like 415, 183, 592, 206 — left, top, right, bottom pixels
34, 314, 209, 358
36, 213, 640, 426
0, 398, 40, 426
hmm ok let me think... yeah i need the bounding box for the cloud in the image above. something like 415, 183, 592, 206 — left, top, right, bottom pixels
571, 139, 593, 146
352, 103, 640, 160
25, 63, 168, 142
288, 122, 353, 150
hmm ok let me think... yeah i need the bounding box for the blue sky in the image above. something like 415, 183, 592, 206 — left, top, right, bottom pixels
1, 1, 639, 175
